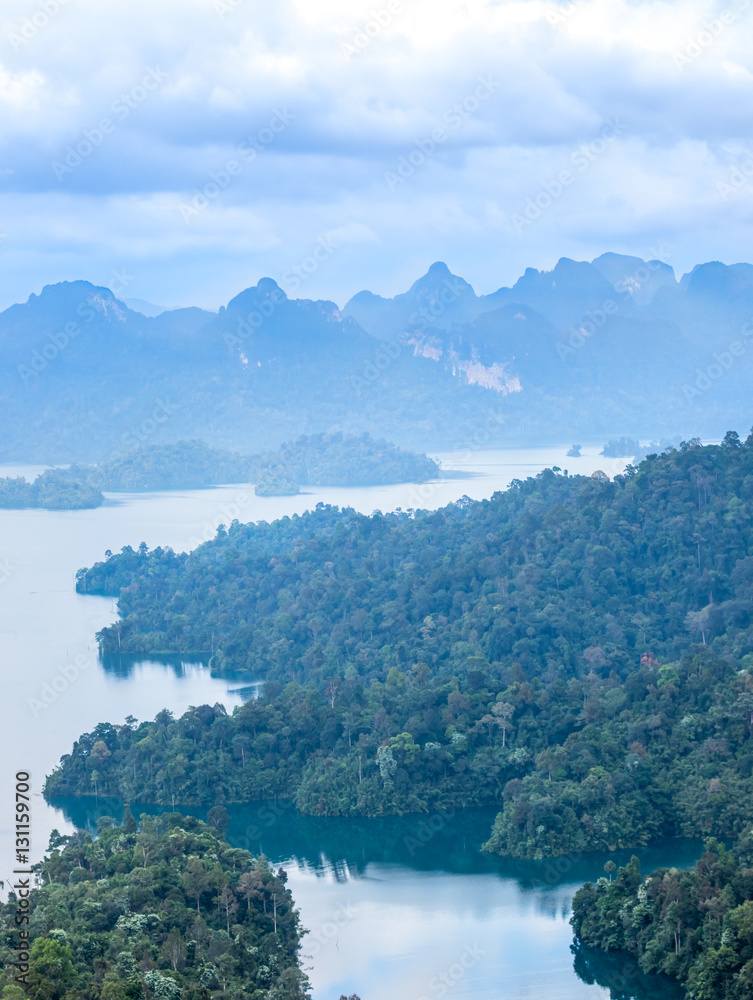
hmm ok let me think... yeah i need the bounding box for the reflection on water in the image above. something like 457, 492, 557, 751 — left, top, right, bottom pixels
50, 797, 695, 1000
99, 653, 265, 698
99, 651, 211, 678
572, 944, 684, 1000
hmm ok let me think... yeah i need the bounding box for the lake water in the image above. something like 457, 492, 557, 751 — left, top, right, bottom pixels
0, 444, 688, 1000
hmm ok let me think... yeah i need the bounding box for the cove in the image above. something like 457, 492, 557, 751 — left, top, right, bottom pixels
51, 796, 692, 1000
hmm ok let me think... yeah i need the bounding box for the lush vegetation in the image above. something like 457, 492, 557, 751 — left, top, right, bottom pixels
571, 831, 753, 999
0, 469, 103, 509
633, 439, 683, 465
54, 432, 753, 858
0, 812, 309, 1000
254, 475, 300, 498
254, 433, 439, 488
602, 437, 641, 458
83, 434, 438, 492
0, 434, 437, 509
72, 442, 250, 492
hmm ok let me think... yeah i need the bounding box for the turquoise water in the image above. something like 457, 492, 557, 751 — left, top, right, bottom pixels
53, 797, 690, 1000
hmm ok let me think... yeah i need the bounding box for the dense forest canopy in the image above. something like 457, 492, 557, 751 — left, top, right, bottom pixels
0, 813, 309, 1000
48, 433, 753, 860
571, 830, 753, 999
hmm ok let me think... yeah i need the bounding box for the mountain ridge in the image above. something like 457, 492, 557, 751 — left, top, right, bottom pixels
2, 253, 753, 462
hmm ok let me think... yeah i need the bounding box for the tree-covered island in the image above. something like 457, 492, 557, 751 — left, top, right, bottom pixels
0, 469, 103, 510
0, 433, 439, 508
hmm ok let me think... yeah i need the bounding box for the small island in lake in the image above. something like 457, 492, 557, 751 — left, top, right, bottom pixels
254, 473, 301, 497
1, 433, 440, 509
0, 469, 103, 510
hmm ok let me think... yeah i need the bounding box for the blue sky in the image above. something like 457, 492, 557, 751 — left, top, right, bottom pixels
0, 0, 752, 310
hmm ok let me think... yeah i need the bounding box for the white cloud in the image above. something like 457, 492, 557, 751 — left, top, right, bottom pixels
0, 0, 752, 307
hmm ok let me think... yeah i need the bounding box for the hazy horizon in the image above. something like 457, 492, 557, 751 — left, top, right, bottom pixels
4, 247, 750, 314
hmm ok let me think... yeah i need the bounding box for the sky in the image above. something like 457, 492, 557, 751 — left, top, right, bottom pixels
0, 0, 752, 310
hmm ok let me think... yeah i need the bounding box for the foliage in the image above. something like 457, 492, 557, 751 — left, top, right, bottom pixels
0, 434, 437, 509
601, 437, 641, 458
252, 432, 439, 488
571, 831, 753, 998
254, 475, 300, 498
81, 433, 438, 492
0, 469, 103, 510
0, 814, 309, 1000
50, 433, 753, 857
72, 441, 251, 492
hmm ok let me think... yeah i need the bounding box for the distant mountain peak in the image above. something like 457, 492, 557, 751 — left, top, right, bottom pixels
257, 277, 283, 295
225, 278, 288, 315
427, 261, 451, 276
36, 279, 112, 302
412, 261, 470, 288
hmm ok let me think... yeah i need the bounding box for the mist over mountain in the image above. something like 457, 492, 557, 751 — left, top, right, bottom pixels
1, 254, 752, 463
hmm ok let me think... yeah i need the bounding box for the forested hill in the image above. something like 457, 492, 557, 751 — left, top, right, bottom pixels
0, 813, 309, 1000
571, 832, 753, 998
52, 433, 753, 858
77, 433, 439, 492
0, 469, 103, 510
0, 434, 439, 509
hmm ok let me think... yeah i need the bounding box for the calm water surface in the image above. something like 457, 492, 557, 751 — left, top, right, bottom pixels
0, 445, 688, 1000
